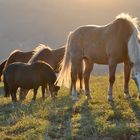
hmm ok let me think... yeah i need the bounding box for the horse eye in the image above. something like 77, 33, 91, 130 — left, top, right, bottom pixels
135, 73, 138, 75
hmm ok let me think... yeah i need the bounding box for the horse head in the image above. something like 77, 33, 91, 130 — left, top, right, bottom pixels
49, 84, 60, 97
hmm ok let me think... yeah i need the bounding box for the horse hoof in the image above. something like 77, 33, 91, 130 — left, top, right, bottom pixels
108, 99, 114, 102
52, 96, 57, 100
12, 105, 16, 109
19, 97, 25, 102
31, 100, 36, 104
124, 94, 131, 100
42, 96, 46, 100
86, 94, 92, 100
12, 102, 18, 108
107, 96, 114, 102
72, 96, 78, 102
79, 89, 84, 93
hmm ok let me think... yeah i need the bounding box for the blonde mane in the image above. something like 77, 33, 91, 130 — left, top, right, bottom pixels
33, 44, 52, 53
9, 49, 21, 56
116, 13, 139, 29
32, 44, 52, 57
28, 44, 52, 64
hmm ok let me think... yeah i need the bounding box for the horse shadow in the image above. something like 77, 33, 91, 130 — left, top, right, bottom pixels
128, 99, 140, 132
46, 92, 73, 139
108, 100, 140, 140
73, 99, 98, 140
128, 98, 140, 119
0, 93, 54, 127
1, 87, 140, 139
0, 89, 74, 139
72, 97, 139, 140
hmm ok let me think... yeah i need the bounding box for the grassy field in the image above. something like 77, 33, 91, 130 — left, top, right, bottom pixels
0, 73, 140, 140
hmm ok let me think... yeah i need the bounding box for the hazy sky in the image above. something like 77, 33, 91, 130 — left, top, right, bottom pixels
0, 0, 140, 61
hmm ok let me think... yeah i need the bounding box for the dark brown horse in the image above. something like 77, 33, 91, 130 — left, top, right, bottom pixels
29, 44, 83, 88
25, 44, 83, 98
0, 50, 34, 81
29, 44, 65, 73
3, 61, 60, 102
0, 45, 66, 100
18, 45, 65, 99
57, 13, 140, 101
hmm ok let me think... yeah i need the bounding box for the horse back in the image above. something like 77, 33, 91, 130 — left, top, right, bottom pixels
70, 19, 133, 64
33, 62, 57, 84
4, 50, 33, 70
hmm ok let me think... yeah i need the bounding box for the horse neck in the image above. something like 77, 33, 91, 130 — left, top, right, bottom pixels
51, 47, 65, 72
4, 55, 16, 69
24, 51, 34, 61
12, 51, 33, 64
28, 49, 49, 64
52, 47, 65, 62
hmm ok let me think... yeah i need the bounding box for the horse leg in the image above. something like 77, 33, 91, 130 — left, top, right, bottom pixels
108, 59, 117, 101
11, 88, 18, 103
49, 85, 54, 98
83, 59, 93, 99
124, 61, 132, 99
45, 84, 50, 97
78, 62, 83, 92
32, 87, 38, 101
71, 62, 79, 101
19, 88, 29, 101
41, 85, 45, 99
4, 81, 10, 97
70, 63, 83, 93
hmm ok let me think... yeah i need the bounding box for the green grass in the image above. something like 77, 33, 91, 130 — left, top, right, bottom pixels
0, 73, 140, 140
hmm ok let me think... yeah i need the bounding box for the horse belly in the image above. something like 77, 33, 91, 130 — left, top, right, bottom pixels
84, 45, 108, 64
18, 80, 33, 89
15, 73, 34, 89
93, 56, 108, 64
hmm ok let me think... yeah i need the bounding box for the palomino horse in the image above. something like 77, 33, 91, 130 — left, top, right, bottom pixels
0, 50, 34, 81
3, 61, 60, 102
57, 13, 140, 101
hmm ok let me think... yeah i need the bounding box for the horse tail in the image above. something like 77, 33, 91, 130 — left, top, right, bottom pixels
0, 59, 7, 82
56, 32, 73, 88
3, 74, 10, 97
